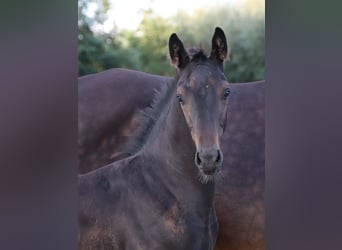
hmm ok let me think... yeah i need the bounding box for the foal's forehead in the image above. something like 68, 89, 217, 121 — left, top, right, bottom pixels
181, 64, 227, 89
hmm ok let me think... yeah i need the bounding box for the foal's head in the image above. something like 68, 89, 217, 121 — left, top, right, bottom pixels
168, 27, 230, 182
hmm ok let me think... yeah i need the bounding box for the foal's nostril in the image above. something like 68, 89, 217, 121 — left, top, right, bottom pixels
216, 150, 221, 163
195, 151, 202, 165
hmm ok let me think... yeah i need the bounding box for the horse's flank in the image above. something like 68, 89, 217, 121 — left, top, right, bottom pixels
78, 68, 172, 173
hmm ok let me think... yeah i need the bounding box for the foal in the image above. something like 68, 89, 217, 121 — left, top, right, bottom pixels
78, 27, 230, 250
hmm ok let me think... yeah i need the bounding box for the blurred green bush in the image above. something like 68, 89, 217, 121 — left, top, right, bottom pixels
78, 2, 264, 82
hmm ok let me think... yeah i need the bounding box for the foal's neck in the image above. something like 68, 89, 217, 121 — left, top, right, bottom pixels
145, 90, 215, 207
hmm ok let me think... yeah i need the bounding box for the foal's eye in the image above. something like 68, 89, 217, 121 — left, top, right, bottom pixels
176, 94, 184, 104
223, 88, 230, 100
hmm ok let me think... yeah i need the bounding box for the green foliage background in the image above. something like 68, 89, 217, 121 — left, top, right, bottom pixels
78, 0, 264, 82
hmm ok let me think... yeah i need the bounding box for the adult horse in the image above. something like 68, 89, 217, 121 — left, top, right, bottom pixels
79, 27, 230, 249
78, 39, 265, 250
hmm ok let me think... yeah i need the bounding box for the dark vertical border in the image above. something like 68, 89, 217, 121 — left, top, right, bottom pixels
0, 0, 78, 249
266, 0, 342, 249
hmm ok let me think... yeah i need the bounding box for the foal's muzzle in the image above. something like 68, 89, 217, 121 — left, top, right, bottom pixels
195, 147, 223, 175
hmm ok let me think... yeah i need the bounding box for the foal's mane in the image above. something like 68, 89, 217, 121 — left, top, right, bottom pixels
121, 48, 209, 157
121, 78, 176, 157
187, 47, 208, 63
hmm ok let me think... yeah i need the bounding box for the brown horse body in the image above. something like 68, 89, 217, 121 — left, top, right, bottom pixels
78, 68, 171, 173
78, 41, 264, 250
215, 81, 264, 250
79, 28, 233, 250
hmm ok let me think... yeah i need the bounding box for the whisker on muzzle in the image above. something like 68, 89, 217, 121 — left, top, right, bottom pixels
197, 171, 216, 184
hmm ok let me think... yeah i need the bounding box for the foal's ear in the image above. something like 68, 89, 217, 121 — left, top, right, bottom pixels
169, 33, 190, 69
209, 27, 228, 67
